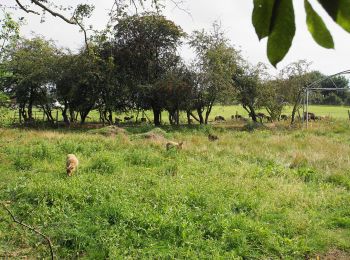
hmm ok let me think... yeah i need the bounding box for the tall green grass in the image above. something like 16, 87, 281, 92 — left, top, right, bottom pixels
0, 122, 349, 258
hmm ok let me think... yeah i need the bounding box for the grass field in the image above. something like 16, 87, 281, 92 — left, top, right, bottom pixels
1, 118, 350, 258
2, 105, 350, 126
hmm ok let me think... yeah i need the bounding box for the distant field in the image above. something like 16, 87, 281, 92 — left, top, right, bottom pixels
0, 120, 349, 258
210, 105, 350, 120
2, 105, 350, 126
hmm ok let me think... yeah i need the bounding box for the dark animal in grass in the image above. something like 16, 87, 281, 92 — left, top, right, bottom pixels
303, 112, 316, 121
140, 117, 147, 123
208, 134, 219, 141
214, 115, 225, 121
66, 154, 79, 177
249, 112, 266, 122
166, 141, 183, 151
256, 112, 266, 119
232, 114, 242, 120
124, 115, 134, 122
280, 114, 289, 121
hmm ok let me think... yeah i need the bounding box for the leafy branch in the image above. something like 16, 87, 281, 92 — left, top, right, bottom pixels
252, 0, 350, 67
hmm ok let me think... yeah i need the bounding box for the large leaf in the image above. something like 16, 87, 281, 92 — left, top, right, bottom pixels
252, 0, 275, 40
318, 0, 350, 32
305, 0, 334, 48
267, 0, 296, 67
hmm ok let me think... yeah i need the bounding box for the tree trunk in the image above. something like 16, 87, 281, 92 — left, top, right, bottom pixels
188, 111, 200, 123
153, 108, 161, 126
19, 104, 27, 122
291, 102, 302, 124
42, 105, 54, 124
62, 105, 70, 126
196, 108, 204, 124
291, 93, 302, 125
204, 102, 214, 124
243, 105, 257, 122
80, 107, 93, 124
68, 109, 74, 123
80, 112, 88, 124
176, 109, 180, 125
28, 100, 33, 121
108, 109, 113, 125
168, 111, 174, 125
187, 111, 192, 125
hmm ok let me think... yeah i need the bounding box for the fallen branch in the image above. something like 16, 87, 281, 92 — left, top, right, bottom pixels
1, 203, 54, 260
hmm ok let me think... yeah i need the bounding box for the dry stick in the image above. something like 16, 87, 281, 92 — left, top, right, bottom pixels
2, 204, 54, 260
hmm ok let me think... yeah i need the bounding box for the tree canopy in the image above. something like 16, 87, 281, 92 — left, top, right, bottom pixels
4, 0, 350, 66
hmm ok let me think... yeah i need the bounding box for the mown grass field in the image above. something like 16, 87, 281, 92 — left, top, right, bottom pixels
1, 118, 350, 258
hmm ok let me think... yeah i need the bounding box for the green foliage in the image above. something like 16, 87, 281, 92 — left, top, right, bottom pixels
112, 12, 185, 125
259, 78, 287, 120
305, 0, 334, 49
232, 63, 264, 122
252, 0, 350, 66
190, 22, 239, 123
0, 11, 22, 62
318, 0, 350, 32
253, 0, 295, 66
1, 124, 350, 258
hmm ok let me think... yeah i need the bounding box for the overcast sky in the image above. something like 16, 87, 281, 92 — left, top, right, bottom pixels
3, 0, 350, 76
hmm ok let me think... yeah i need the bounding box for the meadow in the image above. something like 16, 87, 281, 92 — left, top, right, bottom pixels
0, 112, 350, 259
2, 104, 350, 127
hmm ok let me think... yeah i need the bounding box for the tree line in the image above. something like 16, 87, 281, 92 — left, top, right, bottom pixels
0, 11, 349, 126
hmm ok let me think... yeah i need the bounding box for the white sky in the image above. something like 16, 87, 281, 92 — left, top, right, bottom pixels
2, 0, 350, 76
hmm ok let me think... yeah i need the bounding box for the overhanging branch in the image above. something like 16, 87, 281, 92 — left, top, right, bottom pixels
30, 0, 76, 24
15, 0, 40, 15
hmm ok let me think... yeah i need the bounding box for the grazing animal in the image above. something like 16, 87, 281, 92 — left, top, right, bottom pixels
208, 134, 219, 141
266, 116, 272, 122
232, 114, 242, 120
249, 112, 265, 120
303, 112, 316, 121
214, 115, 225, 121
124, 115, 134, 122
256, 112, 266, 119
280, 114, 288, 121
66, 154, 79, 177
166, 141, 183, 151
249, 112, 266, 122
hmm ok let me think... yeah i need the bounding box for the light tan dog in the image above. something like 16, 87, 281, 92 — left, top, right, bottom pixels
166, 141, 183, 151
66, 154, 79, 176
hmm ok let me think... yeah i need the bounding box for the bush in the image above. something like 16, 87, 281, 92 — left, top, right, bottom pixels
323, 93, 343, 105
